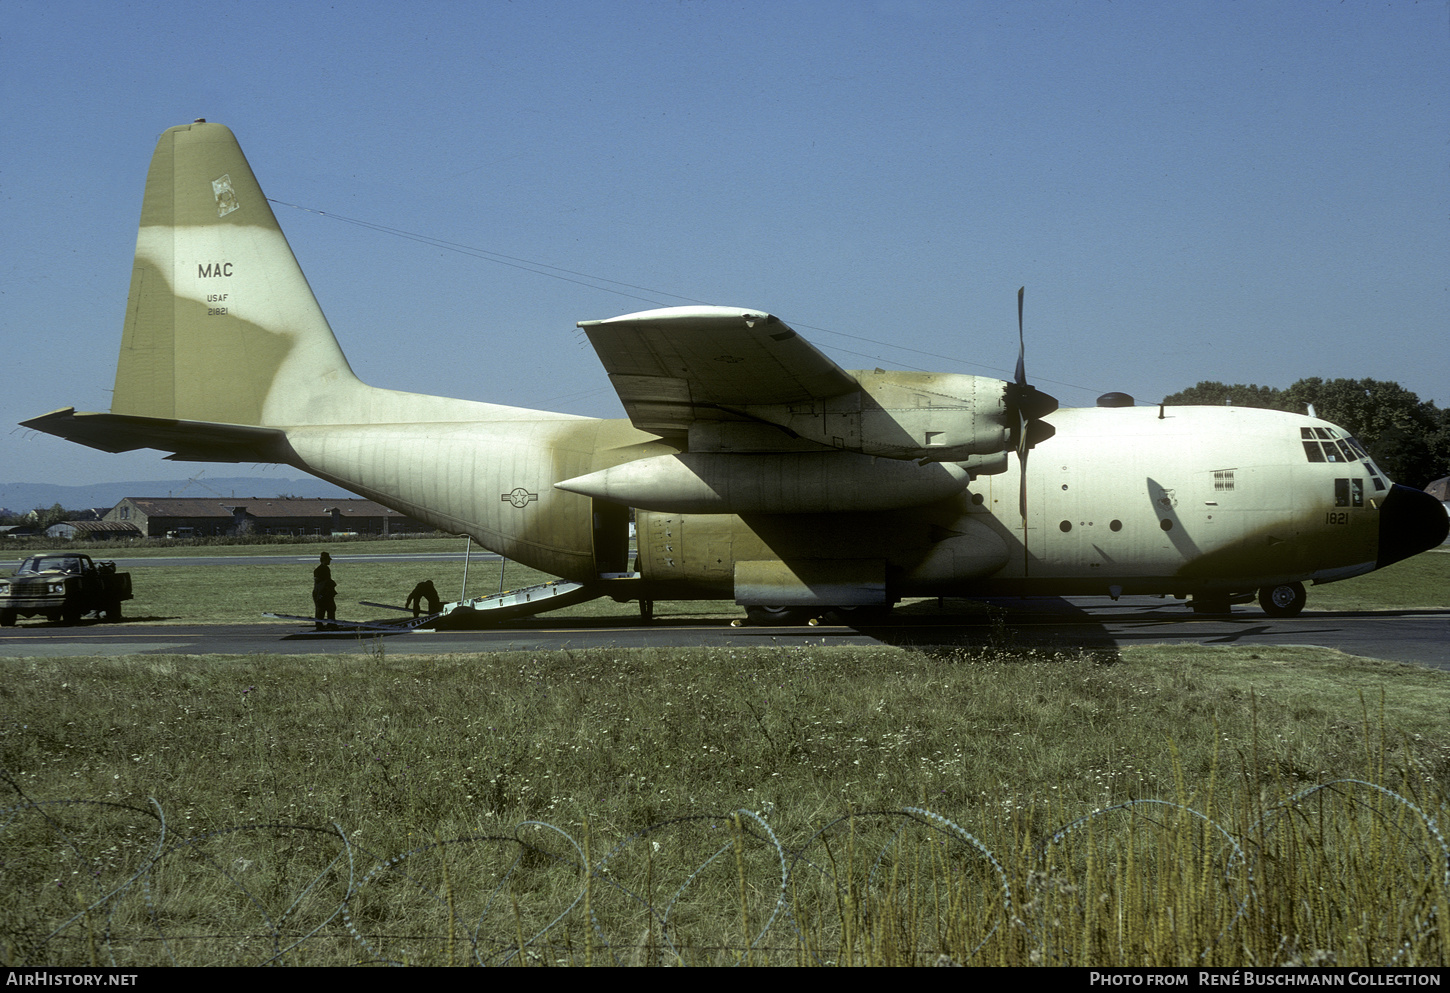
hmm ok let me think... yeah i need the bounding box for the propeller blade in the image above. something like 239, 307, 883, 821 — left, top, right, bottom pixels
1008, 285, 1057, 578
1019, 443, 1029, 518
1005, 286, 1058, 451
1015, 286, 1026, 387
1020, 443, 1030, 575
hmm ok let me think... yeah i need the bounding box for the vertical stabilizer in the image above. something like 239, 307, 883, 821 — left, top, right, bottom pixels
113, 121, 362, 427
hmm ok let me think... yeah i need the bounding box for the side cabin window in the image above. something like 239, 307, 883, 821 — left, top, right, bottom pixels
1334, 478, 1365, 508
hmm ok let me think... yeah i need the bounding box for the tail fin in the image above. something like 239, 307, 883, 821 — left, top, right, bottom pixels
113, 121, 361, 427
25, 121, 578, 462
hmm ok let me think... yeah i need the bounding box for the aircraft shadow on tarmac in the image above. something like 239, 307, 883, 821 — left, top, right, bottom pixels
268, 597, 1297, 652
265, 595, 1450, 667
276, 611, 1126, 658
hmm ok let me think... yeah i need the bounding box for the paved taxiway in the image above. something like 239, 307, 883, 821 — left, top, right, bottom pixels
5, 546, 1446, 666
2, 598, 1446, 670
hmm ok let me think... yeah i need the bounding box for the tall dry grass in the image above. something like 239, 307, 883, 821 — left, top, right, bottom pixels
1, 644, 1446, 965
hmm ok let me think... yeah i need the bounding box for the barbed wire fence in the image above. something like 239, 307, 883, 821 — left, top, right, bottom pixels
1, 779, 1446, 966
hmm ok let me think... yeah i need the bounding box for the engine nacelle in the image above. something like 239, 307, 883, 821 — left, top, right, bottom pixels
742, 370, 1011, 463
556, 450, 971, 514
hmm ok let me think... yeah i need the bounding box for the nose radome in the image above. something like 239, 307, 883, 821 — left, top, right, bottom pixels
1377, 484, 1450, 569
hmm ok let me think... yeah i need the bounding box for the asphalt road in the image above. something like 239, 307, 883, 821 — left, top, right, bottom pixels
2, 597, 1447, 670
2, 551, 501, 570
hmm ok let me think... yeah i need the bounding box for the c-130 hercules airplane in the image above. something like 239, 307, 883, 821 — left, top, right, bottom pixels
22, 122, 1450, 625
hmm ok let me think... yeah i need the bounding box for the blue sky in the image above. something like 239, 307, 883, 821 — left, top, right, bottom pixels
4, 0, 1447, 487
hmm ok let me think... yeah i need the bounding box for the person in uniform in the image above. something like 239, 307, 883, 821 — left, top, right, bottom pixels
406, 579, 443, 617
312, 552, 337, 630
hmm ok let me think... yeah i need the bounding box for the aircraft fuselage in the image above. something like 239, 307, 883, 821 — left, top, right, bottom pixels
279, 399, 1419, 607
22, 121, 1448, 618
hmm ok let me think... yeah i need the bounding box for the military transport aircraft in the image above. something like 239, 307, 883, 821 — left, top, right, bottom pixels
21, 122, 1450, 624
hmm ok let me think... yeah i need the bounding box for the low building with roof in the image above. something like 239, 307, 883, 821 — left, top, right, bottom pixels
104, 497, 432, 538
44, 520, 145, 541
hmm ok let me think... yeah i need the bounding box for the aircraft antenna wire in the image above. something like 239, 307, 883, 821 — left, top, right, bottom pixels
268, 198, 682, 308
270, 198, 1127, 405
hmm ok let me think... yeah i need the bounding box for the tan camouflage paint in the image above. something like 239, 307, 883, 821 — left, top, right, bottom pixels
23, 122, 1405, 603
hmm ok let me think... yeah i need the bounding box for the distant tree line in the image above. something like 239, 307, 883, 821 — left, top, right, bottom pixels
1162, 378, 1450, 488
0, 503, 73, 530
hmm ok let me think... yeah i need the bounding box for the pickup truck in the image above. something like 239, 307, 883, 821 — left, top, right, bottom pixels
0, 553, 133, 626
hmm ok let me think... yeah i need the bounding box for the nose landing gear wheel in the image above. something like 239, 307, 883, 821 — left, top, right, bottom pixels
1258, 581, 1306, 617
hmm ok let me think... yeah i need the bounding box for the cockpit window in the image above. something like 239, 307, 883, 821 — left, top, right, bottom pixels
1306, 440, 1347, 462
1302, 427, 1327, 461
1300, 427, 1389, 491
1363, 461, 1386, 490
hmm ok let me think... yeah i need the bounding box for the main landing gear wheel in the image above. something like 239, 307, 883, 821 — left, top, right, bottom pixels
832, 605, 892, 626
1259, 581, 1306, 618
638, 599, 654, 623
742, 605, 813, 626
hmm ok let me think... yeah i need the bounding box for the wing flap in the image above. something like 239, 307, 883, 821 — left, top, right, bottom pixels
579, 306, 859, 433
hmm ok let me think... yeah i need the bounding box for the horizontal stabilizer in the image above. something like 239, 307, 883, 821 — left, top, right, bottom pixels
21, 407, 292, 463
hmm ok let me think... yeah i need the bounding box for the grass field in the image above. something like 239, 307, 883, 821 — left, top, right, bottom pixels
1, 540, 1447, 965
6, 534, 1447, 626
3, 642, 1448, 965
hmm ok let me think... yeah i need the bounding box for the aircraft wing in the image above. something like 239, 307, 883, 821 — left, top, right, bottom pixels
578, 306, 859, 434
